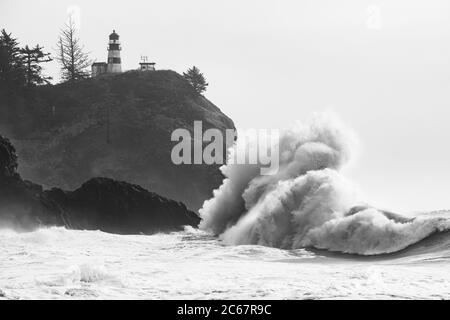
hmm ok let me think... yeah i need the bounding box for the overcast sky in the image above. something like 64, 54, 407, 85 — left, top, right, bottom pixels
1, 0, 450, 213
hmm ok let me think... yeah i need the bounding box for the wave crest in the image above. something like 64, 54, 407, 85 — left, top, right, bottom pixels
199, 112, 450, 255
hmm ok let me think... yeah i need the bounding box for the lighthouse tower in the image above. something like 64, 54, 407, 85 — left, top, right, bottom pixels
107, 30, 122, 73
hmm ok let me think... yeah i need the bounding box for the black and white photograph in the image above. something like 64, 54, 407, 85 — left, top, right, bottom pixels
0, 0, 449, 305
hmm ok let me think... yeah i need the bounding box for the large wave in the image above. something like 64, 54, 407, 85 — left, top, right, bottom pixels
199, 112, 450, 255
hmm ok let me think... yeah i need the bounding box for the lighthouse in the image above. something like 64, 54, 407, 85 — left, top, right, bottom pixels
92, 29, 157, 77
107, 30, 122, 73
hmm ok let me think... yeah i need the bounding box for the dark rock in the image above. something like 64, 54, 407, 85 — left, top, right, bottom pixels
45, 177, 200, 234
0, 134, 18, 178
0, 135, 64, 229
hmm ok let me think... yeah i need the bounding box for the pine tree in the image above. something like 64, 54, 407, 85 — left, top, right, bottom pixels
183, 66, 208, 94
20, 45, 52, 86
0, 29, 25, 90
55, 18, 91, 82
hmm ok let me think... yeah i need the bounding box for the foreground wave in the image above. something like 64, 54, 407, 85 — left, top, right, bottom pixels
200, 112, 450, 255
0, 226, 449, 299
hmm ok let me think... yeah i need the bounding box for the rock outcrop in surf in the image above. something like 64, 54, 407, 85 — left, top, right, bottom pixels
0, 134, 64, 229
0, 134, 199, 233
46, 177, 200, 234
0, 70, 235, 211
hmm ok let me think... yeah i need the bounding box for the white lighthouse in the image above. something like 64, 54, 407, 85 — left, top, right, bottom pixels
107, 30, 122, 73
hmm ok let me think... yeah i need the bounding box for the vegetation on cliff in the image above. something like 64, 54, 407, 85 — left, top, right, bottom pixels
0, 70, 235, 210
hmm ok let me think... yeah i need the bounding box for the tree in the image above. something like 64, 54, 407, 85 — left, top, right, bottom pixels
0, 29, 25, 89
20, 45, 52, 87
183, 66, 208, 94
55, 18, 91, 82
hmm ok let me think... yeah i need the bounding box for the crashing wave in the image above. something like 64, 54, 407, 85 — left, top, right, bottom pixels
199, 112, 450, 255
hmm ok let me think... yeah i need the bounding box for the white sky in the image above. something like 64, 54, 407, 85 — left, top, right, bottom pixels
1, 0, 450, 213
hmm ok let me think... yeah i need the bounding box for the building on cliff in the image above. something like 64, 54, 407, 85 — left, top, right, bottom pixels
139, 56, 156, 71
92, 30, 122, 77
92, 31, 157, 77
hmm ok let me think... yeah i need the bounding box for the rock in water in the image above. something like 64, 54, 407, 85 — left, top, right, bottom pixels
0, 134, 200, 233
45, 177, 200, 234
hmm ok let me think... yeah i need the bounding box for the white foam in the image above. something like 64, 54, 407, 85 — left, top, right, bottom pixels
199, 112, 450, 255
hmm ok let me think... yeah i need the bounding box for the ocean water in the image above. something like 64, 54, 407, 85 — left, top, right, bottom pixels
0, 225, 449, 300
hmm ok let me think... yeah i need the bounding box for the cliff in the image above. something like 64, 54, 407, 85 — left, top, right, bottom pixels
0, 134, 64, 229
0, 70, 235, 211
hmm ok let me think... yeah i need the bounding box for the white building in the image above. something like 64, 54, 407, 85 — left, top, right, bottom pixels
139, 62, 156, 71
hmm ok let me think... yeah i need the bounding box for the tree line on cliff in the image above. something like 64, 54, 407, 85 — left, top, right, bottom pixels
1, 21, 208, 93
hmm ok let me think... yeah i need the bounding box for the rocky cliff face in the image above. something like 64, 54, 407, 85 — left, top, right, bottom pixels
0, 135, 64, 230
0, 134, 200, 233
3, 70, 235, 211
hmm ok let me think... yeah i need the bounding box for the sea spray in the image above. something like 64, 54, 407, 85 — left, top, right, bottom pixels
199, 112, 450, 255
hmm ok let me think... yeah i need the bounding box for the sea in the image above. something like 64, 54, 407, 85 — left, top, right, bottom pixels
0, 223, 449, 300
